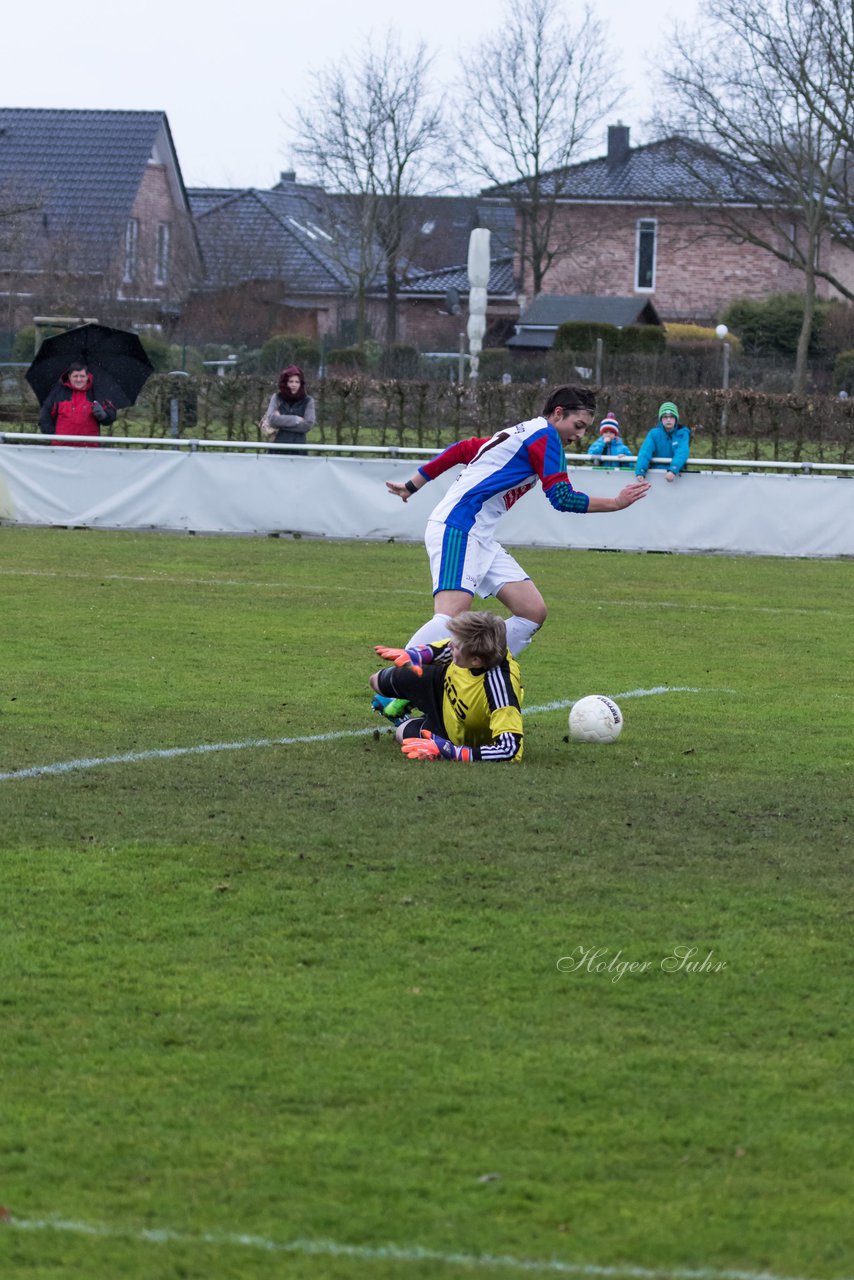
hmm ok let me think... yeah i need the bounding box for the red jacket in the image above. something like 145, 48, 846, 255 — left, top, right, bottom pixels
39, 372, 116, 448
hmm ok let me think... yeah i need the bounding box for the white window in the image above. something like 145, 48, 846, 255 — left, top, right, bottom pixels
155, 222, 171, 285
635, 219, 657, 291
124, 218, 139, 283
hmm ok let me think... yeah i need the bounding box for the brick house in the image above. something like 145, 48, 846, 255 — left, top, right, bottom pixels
186, 177, 519, 350
482, 125, 854, 324
184, 174, 380, 346
0, 108, 202, 339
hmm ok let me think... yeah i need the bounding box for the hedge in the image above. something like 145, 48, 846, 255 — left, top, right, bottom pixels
2, 371, 852, 463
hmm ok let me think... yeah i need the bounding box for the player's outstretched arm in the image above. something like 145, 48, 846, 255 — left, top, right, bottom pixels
374, 644, 434, 676
586, 480, 650, 513
386, 476, 425, 502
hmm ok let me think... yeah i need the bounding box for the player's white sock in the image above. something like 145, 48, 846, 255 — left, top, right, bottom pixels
406, 613, 453, 648
505, 615, 541, 656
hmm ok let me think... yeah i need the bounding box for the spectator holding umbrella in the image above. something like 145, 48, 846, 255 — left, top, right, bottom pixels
38, 362, 116, 448
27, 322, 155, 449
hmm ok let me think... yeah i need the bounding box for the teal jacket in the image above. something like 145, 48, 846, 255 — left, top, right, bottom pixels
588, 436, 633, 470
635, 423, 691, 476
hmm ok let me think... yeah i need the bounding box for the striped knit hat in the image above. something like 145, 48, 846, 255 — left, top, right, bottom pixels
599, 415, 620, 436
658, 401, 679, 421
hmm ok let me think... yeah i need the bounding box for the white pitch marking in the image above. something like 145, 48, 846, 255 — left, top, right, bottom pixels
0, 689, 725, 783
5, 1215, 844, 1280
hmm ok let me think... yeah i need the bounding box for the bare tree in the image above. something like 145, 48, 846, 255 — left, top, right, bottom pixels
293, 33, 445, 344
652, 0, 854, 393
453, 0, 623, 298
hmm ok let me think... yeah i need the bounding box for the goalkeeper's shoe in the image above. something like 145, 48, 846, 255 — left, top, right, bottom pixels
371, 693, 412, 726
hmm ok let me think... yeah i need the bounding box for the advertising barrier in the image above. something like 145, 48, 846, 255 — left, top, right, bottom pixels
0, 442, 852, 558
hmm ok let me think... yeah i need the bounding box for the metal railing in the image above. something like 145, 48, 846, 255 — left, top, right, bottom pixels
1, 431, 853, 474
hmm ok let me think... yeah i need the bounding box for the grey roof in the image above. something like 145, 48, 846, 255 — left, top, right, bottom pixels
0, 107, 187, 272
190, 182, 519, 297
188, 185, 369, 293
516, 294, 660, 326
484, 135, 774, 206
399, 256, 516, 298
397, 196, 517, 273
507, 293, 661, 348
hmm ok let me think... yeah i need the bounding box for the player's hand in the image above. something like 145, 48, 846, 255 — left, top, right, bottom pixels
386, 480, 411, 502
374, 645, 423, 676
615, 480, 650, 508
400, 730, 442, 760
400, 730, 472, 762
665, 470, 677, 482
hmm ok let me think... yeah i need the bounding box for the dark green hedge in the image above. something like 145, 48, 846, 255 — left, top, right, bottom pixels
2, 371, 852, 463
553, 322, 666, 354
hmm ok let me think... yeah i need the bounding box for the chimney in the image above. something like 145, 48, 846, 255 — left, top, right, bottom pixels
278, 170, 296, 185
607, 124, 630, 166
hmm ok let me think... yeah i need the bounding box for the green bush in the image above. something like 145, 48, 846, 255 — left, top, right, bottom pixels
619, 324, 666, 353
723, 294, 830, 357
259, 333, 321, 373
326, 346, 367, 372
139, 333, 174, 372
13, 325, 67, 361
553, 322, 619, 352
553, 322, 664, 355
379, 344, 420, 378
832, 349, 854, 394
476, 349, 514, 379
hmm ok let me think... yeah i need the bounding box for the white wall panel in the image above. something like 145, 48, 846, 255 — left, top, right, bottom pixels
1, 445, 852, 558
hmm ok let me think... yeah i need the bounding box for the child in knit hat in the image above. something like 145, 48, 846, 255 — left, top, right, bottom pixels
587, 414, 633, 469
635, 401, 691, 482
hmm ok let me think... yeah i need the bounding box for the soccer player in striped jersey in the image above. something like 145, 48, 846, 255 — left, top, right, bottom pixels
370, 612, 523, 763
385, 386, 649, 657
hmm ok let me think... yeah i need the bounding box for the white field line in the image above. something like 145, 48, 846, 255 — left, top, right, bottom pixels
0, 688, 723, 784
5, 1214, 846, 1280
0, 568, 846, 616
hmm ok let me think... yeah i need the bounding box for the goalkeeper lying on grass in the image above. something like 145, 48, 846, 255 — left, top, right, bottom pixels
370, 611, 523, 762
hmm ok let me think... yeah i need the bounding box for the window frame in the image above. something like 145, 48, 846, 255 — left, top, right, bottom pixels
155, 221, 171, 286
635, 218, 657, 292
123, 218, 140, 284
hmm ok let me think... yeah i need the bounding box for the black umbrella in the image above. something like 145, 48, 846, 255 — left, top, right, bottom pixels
25, 323, 156, 408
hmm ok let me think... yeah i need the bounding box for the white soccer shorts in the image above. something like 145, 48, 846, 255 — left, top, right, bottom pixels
424, 519, 530, 598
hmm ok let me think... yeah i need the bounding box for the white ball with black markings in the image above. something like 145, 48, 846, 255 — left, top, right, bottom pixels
568, 695, 623, 744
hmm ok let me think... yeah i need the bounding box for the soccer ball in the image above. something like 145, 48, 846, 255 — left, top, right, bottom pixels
568, 695, 623, 744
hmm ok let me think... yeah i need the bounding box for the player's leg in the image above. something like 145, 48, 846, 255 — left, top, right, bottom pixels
371, 664, 445, 733
480, 547, 548, 657
495, 579, 548, 655
405, 520, 479, 648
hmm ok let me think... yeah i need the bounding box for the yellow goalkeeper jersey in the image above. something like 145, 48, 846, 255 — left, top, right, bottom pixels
432, 642, 524, 762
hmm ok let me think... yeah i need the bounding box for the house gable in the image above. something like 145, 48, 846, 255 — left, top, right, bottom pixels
0, 107, 200, 320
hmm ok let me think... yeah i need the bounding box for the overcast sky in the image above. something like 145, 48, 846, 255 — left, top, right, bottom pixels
3, 0, 696, 190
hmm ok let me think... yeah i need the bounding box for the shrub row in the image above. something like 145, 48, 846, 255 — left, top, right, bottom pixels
2, 371, 853, 463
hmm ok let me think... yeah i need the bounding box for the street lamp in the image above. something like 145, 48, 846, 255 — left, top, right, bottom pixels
715, 323, 730, 433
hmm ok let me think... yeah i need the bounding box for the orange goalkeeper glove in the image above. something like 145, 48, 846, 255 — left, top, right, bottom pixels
400, 730, 472, 762
374, 644, 424, 676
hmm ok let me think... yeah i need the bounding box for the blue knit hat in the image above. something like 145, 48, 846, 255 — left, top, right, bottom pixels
599, 415, 621, 435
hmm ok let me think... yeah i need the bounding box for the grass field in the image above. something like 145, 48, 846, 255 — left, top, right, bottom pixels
1, 526, 852, 1280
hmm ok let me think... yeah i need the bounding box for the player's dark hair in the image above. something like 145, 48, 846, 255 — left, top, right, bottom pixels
447, 611, 507, 669
542, 385, 596, 417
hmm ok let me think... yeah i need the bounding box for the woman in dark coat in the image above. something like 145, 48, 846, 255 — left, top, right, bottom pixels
262, 365, 316, 454
38, 362, 116, 448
